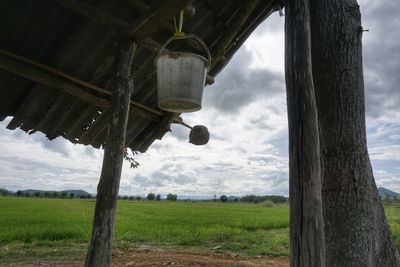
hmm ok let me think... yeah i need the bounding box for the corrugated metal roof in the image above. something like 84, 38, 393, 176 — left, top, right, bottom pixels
0, 0, 279, 152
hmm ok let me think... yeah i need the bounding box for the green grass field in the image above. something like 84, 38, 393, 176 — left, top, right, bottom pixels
0, 197, 399, 262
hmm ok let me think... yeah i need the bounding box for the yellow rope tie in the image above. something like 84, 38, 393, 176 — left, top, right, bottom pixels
173, 10, 185, 38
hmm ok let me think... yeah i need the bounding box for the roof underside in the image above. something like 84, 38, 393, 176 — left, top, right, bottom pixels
0, 0, 279, 152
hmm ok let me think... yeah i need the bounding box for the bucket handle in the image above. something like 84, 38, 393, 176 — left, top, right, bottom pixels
155, 34, 211, 70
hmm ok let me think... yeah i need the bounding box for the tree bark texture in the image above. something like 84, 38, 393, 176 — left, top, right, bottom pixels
85, 38, 136, 267
285, 0, 325, 266
309, 0, 400, 266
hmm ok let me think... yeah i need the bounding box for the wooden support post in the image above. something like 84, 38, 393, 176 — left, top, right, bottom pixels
85, 38, 136, 267
284, 0, 325, 266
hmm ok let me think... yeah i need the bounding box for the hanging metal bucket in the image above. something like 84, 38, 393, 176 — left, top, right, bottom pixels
155, 34, 211, 113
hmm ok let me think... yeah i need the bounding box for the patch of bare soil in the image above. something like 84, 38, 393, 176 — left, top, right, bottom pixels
8, 248, 289, 267
112, 248, 289, 267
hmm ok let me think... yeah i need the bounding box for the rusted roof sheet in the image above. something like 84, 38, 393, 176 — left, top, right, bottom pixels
0, 0, 279, 152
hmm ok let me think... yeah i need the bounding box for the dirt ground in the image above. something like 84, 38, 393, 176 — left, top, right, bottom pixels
8, 248, 289, 267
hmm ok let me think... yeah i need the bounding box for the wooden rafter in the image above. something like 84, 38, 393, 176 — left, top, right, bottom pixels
0, 0, 281, 153
0, 49, 161, 117
127, 0, 195, 39
0, 49, 198, 131
58, 0, 129, 29
211, 0, 259, 68
0, 52, 110, 109
57, 0, 215, 85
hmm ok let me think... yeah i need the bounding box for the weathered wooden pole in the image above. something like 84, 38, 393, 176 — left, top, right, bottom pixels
85, 38, 136, 267
284, 0, 325, 266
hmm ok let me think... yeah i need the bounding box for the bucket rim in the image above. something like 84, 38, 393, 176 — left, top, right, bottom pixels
154, 34, 211, 70
155, 51, 208, 67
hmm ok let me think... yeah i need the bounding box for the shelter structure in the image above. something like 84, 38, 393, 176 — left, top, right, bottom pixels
0, 0, 280, 151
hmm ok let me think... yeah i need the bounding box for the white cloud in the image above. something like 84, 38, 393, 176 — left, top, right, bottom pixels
244, 12, 285, 73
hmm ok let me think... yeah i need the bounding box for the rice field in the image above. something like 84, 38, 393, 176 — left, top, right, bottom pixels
0, 197, 398, 262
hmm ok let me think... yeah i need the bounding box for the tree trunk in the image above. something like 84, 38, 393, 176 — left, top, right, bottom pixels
284, 0, 325, 266
85, 38, 136, 267
309, 0, 400, 266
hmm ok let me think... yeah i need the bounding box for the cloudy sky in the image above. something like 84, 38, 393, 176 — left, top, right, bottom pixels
0, 0, 399, 197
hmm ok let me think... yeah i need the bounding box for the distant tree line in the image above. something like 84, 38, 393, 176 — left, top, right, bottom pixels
118, 195, 142, 201
1, 187, 289, 204
380, 194, 400, 205
116, 193, 179, 201
142, 192, 177, 201
239, 195, 287, 204
0, 189, 92, 199
0, 187, 181, 202
216, 194, 288, 204
116, 192, 179, 201
3, 187, 397, 207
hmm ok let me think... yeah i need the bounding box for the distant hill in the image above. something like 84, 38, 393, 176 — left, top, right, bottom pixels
378, 187, 399, 198
21, 189, 91, 197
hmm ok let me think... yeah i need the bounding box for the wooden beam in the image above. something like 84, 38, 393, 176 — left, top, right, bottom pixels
209, 1, 279, 77
0, 49, 110, 95
57, 0, 215, 85
58, 0, 130, 30
0, 50, 161, 119
211, 1, 258, 68
85, 38, 136, 267
0, 53, 110, 109
126, 0, 195, 40
0, 50, 194, 134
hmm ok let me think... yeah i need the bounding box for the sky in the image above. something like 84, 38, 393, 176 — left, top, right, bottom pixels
0, 0, 399, 197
